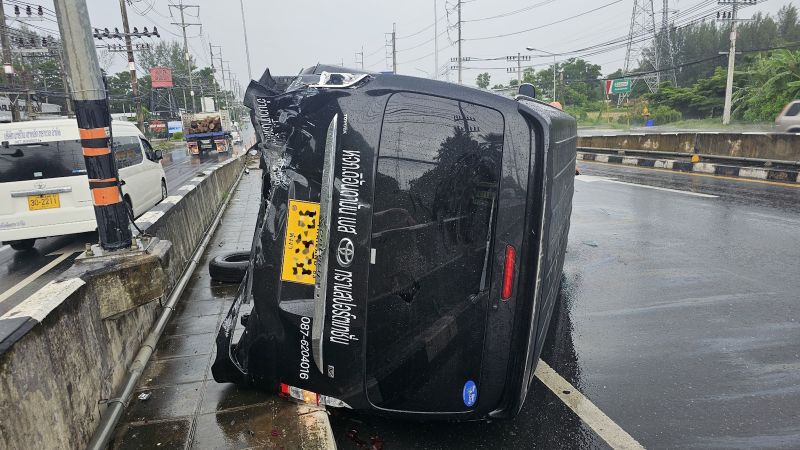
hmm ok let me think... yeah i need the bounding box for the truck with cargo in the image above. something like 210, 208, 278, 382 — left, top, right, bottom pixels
181, 110, 233, 155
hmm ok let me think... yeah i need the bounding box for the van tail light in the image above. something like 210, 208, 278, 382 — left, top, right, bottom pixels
501, 245, 516, 300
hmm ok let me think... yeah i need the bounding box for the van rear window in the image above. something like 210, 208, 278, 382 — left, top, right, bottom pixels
0, 140, 86, 183
786, 102, 800, 117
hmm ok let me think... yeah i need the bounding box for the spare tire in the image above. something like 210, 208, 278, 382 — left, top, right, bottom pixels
209, 251, 250, 283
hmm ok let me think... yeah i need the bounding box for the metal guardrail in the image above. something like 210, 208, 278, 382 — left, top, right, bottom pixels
577, 146, 800, 168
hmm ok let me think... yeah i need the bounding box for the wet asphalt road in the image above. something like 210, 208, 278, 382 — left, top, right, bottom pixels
0, 144, 237, 316
330, 162, 800, 449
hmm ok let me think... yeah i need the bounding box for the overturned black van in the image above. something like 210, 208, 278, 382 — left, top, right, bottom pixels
212, 65, 577, 420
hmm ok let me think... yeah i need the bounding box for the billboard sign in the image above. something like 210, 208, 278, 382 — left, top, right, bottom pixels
167, 120, 183, 134
605, 78, 632, 95
150, 67, 174, 88
149, 120, 166, 132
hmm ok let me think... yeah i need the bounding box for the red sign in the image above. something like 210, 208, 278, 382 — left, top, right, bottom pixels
149, 120, 166, 131
150, 67, 173, 88
605, 79, 613, 96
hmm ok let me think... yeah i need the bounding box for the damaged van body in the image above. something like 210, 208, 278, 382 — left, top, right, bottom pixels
212, 65, 577, 420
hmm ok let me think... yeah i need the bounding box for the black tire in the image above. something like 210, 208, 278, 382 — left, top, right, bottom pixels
209, 251, 249, 283
8, 239, 36, 251
161, 179, 168, 201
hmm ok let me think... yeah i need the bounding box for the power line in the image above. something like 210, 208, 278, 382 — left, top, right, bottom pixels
463, 0, 556, 22
464, 0, 625, 41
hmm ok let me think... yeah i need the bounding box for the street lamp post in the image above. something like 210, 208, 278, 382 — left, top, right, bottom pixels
526, 46, 558, 102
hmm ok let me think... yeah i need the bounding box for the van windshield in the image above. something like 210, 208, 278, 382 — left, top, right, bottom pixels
0, 140, 86, 183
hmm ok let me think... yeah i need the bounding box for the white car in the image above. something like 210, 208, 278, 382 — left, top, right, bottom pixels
0, 119, 167, 251
775, 100, 800, 133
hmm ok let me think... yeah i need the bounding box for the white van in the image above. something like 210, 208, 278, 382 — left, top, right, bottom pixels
0, 119, 167, 251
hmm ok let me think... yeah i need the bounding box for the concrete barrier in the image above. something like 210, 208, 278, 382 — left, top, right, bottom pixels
577, 151, 800, 183
0, 156, 245, 449
578, 132, 800, 163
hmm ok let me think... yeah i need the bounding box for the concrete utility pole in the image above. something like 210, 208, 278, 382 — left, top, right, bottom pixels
54, 0, 132, 250
208, 42, 219, 110
457, 0, 462, 84
24, 71, 32, 118
57, 48, 73, 115
517, 52, 522, 85
0, 0, 20, 122
211, 44, 227, 110
355, 46, 364, 70
119, 0, 143, 131
169, 0, 200, 113
392, 23, 397, 74
720, 0, 742, 125
238, 0, 252, 80
434, 0, 438, 80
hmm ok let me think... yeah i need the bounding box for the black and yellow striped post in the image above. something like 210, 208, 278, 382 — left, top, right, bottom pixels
54, 0, 132, 251
77, 102, 132, 250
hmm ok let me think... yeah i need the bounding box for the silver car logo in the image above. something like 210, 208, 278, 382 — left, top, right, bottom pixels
336, 238, 354, 267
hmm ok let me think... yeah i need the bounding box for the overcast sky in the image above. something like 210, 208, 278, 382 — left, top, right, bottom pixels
81, 0, 790, 88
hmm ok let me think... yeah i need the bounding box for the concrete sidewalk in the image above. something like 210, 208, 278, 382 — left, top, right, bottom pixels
110, 168, 335, 449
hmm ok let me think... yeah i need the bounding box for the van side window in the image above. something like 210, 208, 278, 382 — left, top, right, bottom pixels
786, 102, 800, 117
112, 136, 143, 168
140, 138, 157, 160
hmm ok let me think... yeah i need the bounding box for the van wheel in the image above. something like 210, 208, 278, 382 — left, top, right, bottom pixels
209, 251, 250, 283
8, 239, 36, 251
161, 179, 168, 200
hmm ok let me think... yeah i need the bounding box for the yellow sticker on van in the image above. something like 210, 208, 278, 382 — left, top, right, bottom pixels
280, 200, 320, 285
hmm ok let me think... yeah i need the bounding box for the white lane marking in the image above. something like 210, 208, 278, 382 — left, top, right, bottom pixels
0, 251, 77, 305
1, 277, 85, 321
160, 194, 184, 205
136, 209, 165, 225
574, 175, 610, 183
603, 179, 718, 198
46, 240, 86, 256
535, 360, 645, 450
576, 175, 717, 198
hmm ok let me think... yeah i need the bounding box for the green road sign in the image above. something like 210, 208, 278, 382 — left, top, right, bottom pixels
606, 78, 632, 95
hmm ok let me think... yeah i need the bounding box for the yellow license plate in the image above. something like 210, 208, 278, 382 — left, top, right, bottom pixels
28, 193, 60, 211
281, 200, 321, 285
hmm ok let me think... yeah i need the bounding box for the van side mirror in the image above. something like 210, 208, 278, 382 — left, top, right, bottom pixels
518, 83, 536, 99
154, 150, 163, 160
